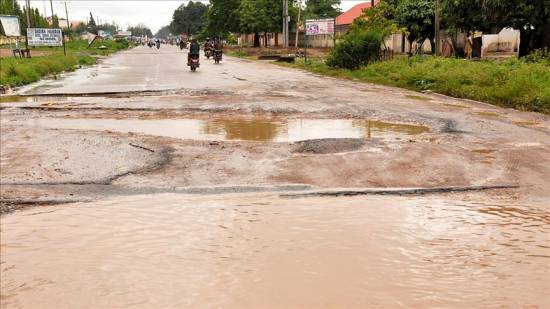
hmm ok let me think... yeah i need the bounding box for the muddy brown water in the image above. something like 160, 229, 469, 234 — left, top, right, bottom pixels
1, 193, 548, 308
30, 118, 428, 142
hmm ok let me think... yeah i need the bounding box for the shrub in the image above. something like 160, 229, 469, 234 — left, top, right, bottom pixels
326, 28, 384, 69
523, 48, 550, 64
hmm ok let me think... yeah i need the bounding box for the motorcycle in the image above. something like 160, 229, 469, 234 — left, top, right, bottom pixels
204, 49, 212, 59
179, 41, 186, 50
156, 41, 161, 49
213, 50, 222, 64
188, 54, 200, 72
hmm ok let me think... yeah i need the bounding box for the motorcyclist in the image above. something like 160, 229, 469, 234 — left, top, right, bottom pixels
204, 38, 212, 57
188, 38, 200, 65
213, 38, 223, 59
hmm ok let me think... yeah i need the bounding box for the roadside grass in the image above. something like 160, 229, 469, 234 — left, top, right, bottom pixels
226, 49, 257, 60
275, 56, 550, 114
0, 39, 130, 87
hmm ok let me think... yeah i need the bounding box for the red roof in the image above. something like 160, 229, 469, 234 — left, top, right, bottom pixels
336, 1, 379, 26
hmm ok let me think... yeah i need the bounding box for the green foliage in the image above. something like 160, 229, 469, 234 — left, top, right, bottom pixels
170, 1, 208, 35
88, 12, 97, 34
51, 15, 59, 28
0, 39, 128, 87
326, 28, 384, 69
355, 1, 403, 39
523, 48, 550, 65
71, 22, 88, 35
441, 0, 550, 54
283, 56, 550, 114
155, 25, 171, 38
127, 24, 153, 37
303, 0, 341, 19
239, 0, 282, 34
207, 0, 241, 37
395, 0, 435, 52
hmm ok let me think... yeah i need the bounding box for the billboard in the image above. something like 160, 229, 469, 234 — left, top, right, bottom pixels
306, 19, 334, 36
0, 15, 21, 36
27, 28, 63, 46
98, 30, 112, 38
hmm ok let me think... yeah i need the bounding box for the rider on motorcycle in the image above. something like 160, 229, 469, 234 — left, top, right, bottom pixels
188, 38, 200, 65
204, 38, 212, 56
213, 38, 223, 59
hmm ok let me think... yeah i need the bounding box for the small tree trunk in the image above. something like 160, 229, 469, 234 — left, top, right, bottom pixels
253, 32, 260, 47
429, 38, 436, 54
264, 32, 268, 47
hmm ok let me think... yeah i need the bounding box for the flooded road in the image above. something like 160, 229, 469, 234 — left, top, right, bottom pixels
2, 45, 550, 307
1, 193, 548, 308
29, 117, 428, 142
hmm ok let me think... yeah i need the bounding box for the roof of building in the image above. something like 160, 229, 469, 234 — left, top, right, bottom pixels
335, 1, 379, 26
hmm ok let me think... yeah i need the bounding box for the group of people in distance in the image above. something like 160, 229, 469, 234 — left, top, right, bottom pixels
187, 38, 223, 65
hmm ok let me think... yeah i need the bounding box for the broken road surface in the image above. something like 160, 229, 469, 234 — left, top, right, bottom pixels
1, 45, 549, 308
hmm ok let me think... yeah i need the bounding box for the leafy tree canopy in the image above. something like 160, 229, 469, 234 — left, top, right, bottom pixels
303, 0, 341, 19
155, 25, 171, 38
127, 24, 153, 37
170, 1, 208, 35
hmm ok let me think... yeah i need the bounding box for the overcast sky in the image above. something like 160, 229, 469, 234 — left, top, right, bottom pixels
22, 0, 359, 33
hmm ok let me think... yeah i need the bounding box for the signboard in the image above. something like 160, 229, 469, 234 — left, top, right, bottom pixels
115, 31, 132, 37
98, 30, 112, 38
306, 19, 334, 36
0, 15, 21, 36
27, 28, 63, 46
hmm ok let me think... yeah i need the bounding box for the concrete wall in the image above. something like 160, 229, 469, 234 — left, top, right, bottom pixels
481, 28, 520, 58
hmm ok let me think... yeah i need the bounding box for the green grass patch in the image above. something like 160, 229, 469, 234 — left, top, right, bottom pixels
1, 39, 129, 87
226, 49, 257, 60
276, 56, 550, 114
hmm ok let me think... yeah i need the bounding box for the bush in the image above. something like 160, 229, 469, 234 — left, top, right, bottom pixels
523, 48, 550, 64
326, 28, 384, 69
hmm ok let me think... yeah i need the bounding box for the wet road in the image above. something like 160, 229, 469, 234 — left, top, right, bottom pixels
2, 193, 549, 308
1, 45, 550, 307
17, 45, 302, 95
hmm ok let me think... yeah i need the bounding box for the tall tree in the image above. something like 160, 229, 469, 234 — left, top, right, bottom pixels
239, 0, 282, 46
206, 0, 241, 37
127, 24, 153, 37
155, 25, 172, 38
51, 14, 59, 28
169, 1, 208, 35
395, 0, 435, 53
88, 12, 97, 34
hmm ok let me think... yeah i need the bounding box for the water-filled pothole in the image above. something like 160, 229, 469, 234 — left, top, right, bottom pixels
0, 95, 69, 103
30, 117, 429, 142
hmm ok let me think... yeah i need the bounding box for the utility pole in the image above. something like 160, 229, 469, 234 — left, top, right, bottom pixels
283, 0, 289, 48
25, 0, 31, 27
50, 0, 54, 21
295, 0, 301, 48
435, 0, 440, 56
65, 2, 70, 29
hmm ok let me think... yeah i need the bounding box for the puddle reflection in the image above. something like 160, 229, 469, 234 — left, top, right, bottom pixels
31, 117, 429, 142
